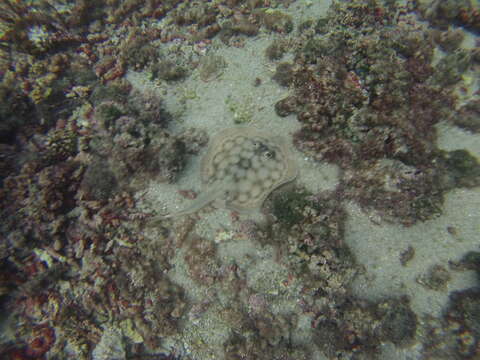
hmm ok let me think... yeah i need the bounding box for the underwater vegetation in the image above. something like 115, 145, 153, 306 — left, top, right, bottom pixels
273, 0, 480, 226
0, 0, 479, 359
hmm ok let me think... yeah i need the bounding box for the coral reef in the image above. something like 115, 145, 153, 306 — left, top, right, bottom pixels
87, 87, 187, 186
432, 28, 465, 53
453, 99, 480, 133
313, 296, 417, 358
265, 39, 288, 61
184, 235, 220, 286
273, 0, 480, 225
417, 0, 480, 33
423, 288, 480, 359
0, 58, 188, 359
0, 0, 84, 56
259, 10, 294, 34
1, 0, 479, 359
272, 62, 296, 87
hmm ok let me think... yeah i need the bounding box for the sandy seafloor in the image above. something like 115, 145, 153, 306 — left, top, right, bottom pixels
119, 1, 480, 359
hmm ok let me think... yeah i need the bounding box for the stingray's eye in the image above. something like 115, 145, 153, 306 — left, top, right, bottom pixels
252, 140, 260, 148
264, 151, 273, 158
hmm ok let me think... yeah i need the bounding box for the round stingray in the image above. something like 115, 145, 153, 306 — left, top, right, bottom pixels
200, 127, 297, 213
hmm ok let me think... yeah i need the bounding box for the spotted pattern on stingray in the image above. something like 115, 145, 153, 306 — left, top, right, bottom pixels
166, 127, 297, 217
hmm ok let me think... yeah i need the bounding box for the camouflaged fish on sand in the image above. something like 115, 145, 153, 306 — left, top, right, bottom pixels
165, 127, 297, 218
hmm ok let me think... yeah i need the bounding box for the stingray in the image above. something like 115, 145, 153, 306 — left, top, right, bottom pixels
164, 127, 297, 218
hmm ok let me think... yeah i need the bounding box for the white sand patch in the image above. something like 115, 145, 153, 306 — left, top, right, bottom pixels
345, 186, 480, 318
